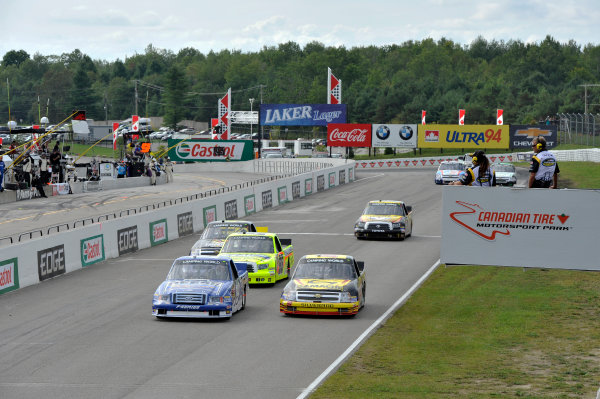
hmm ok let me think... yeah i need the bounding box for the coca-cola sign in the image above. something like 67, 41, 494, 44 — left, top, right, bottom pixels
327, 124, 372, 147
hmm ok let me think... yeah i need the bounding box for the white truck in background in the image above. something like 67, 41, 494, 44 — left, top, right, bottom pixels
261, 147, 287, 158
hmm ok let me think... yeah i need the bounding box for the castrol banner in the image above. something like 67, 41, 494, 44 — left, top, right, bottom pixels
0, 258, 19, 295
327, 124, 372, 147
418, 124, 509, 149
167, 139, 254, 162
441, 186, 599, 270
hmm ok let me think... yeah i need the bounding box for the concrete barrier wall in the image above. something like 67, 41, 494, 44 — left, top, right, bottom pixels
0, 161, 356, 296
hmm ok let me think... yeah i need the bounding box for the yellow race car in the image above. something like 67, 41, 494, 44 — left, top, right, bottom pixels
219, 232, 294, 285
354, 200, 413, 240
280, 254, 366, 316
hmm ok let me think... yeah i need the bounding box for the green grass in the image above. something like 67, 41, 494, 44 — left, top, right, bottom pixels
311, 267, 600, 399
557, 162, 600, 189
310, 162, 600, 398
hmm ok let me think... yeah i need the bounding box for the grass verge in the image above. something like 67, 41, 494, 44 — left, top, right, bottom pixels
310, 163, 600, 398
312, 267, 600, 398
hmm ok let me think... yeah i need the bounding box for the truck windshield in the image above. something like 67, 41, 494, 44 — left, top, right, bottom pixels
294, 260, 356, 279
364, 203, 404, 216
168, 259, 230, 280
202, 224, 251, 239
221, 236, 274, 253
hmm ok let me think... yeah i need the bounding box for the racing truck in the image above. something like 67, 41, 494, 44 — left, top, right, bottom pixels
219, 232, 294, 285
152, 255, 249, 319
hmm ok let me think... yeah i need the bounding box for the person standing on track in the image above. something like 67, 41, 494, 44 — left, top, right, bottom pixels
165, 157, 174, 183
528, 136, 559, 189
452, 150, 496, 187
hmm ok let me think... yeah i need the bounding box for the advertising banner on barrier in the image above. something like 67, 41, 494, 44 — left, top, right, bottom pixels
327, 123, 372, 147
418, 124, 509, 149
38, 245, 66, 281
260, 104, 347, 126
118, 226, 138, 256
81, 235, 105, 267
203, 205, 217, 226
167, 140, 254, 162
0, 258, 19, 295
244, 195, 256, 216
177, 212, 194, 237
510, 125, 557, 149
441, 186, 599, 270
150, 219, 168, 246
372, 124, 417, 148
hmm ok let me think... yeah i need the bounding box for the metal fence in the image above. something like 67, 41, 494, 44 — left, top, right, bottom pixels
556, 113, 600, 147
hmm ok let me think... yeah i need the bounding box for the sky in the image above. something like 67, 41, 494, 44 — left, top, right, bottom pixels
1, 0, 599, 62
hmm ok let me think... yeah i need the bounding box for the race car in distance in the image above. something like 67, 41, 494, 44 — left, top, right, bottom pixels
492, 162, 517, 186
190, 220, 266, 256
280, 254, 366, 316
219, 232, 294, 285
435, 161, 466, 184
152, 255, 249, 319
354, 200, 413, 240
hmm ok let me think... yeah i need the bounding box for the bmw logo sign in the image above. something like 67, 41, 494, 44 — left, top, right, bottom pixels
376, 125, 391, 140
400, 126, 413, 141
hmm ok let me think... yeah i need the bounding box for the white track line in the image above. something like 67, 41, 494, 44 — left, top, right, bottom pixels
296, 259, 441, 399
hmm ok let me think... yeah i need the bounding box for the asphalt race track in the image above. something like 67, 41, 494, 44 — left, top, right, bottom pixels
0, 169, 442, 399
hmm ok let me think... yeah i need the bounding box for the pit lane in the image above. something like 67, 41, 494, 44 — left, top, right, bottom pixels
0, 168, 441, 399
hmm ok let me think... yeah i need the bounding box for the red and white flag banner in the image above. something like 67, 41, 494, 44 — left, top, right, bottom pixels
132, 115, 139, 132
421, 110, 426, 125
497, 109, 503, 125
113, 122, 119, 150
217, 88, 231, 140
328, 67, 342, 105
458, 109, 465, 125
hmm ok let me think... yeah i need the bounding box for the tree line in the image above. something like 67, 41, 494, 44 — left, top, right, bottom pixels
0, 35, 599, 129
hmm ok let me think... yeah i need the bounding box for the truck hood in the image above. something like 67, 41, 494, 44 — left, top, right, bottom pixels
495, 172, 516, 179
292, 278, 353, 291
155, 279, 231, 296
359, 215, 403, 223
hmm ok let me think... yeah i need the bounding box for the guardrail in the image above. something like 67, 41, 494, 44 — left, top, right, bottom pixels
0, 172, 310, 247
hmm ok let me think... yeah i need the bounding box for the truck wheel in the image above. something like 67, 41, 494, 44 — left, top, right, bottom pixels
286, 261, 291, 279
241, 287, 246, 310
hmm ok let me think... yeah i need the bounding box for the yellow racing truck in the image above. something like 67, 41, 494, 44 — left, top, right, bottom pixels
219, 232, 294, 285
